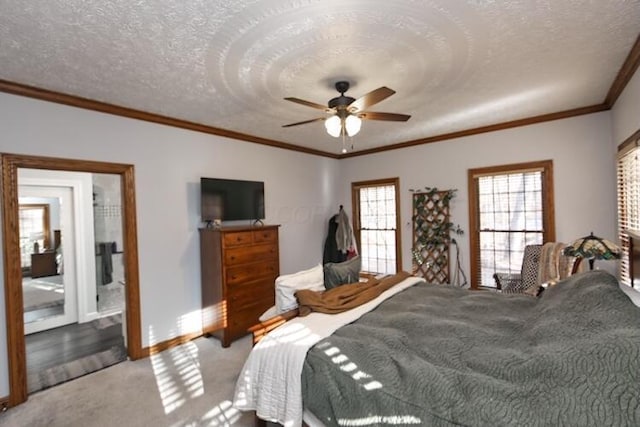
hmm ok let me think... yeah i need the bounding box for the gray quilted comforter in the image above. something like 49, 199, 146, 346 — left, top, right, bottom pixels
301, 271, 640, 426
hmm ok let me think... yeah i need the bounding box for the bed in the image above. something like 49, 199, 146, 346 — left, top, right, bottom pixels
234, 271, 640, 426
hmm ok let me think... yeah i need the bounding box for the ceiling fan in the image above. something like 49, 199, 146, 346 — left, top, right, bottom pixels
282, 81, 411, 139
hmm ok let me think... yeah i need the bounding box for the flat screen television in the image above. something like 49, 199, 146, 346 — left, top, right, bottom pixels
201, 177, 265, 222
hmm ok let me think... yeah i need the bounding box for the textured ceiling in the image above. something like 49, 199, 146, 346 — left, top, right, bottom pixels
1, 1, 639, 155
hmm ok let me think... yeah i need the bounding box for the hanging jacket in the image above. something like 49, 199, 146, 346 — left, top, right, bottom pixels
336, 208, 358, 258
323, 215, 347, 264
335, 208, 352, 254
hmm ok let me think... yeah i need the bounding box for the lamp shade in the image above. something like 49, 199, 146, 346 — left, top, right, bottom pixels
324, 116, 341, 138
563, 232, 621, 270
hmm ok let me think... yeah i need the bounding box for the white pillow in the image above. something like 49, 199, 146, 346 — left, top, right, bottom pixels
275, 264, 324, 313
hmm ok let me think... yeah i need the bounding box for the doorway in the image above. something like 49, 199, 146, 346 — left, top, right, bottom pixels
18, 171, 128, 394
1, 153, 143, 407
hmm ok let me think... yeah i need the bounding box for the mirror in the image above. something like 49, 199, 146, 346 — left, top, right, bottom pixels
19, 193, 71, 329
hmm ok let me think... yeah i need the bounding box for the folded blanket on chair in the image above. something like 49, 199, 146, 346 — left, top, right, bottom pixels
295, 271, 411, 316
538, 242, 576, 285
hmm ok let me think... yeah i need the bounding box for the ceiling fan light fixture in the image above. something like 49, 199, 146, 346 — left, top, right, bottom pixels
284, 81, 409, 150
345, 115, 362, 137
324, 115, 342, 138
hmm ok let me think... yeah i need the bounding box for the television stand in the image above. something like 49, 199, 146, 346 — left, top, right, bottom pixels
252, 219, 264, 227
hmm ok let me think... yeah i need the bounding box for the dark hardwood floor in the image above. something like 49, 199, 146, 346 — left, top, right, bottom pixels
26, 318, 125, 374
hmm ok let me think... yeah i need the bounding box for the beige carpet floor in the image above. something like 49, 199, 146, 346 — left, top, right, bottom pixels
0, 336, 255, 427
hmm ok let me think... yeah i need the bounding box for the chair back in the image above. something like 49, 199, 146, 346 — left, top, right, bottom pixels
494, 242, 582, 294
520, 244, 543, 291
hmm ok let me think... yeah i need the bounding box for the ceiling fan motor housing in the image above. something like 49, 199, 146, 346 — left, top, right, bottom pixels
328, 95, 355, 111
329, 81, 356, 116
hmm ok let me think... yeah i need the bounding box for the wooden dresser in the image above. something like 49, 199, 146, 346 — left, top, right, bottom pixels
199, 225, 279, 347
31, 250, 58, 278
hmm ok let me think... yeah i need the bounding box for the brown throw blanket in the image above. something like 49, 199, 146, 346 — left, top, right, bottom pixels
295, 271, 412, 316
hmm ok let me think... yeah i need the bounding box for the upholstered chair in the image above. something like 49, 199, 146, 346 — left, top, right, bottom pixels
493, 242, 579, 295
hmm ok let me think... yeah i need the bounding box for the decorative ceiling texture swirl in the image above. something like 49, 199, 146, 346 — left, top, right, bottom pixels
1, 1, 639, 156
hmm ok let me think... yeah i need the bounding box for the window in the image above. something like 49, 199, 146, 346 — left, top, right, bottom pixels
19, 204, 51, 269
352, 178, 402, 275
617, 131, 640, 287
468, 161, 555, 289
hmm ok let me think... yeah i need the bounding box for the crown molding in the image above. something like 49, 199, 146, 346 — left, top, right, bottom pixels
0, 79, 339, 159
605, 32, 640, 108
340, 104, 609, 158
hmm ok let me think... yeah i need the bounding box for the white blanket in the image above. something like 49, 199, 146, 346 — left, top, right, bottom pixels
233, 276, 425, 427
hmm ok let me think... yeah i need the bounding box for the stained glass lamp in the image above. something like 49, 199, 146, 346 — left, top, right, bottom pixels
563, 232, 622, 271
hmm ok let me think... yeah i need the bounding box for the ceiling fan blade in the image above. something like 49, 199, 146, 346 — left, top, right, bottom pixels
284, 97, 331, 111
348, 87, 396, 112
358, 111, 411, 122
282, 117, 326, 128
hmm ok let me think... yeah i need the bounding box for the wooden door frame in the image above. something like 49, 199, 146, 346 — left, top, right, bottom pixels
1, 153, 143, 407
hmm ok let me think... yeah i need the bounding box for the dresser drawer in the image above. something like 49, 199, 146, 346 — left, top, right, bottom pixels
228, 280, 274, 310
224, 244, 277, 265
226, 261, 278, 285
227, 300, 274, 339
223, 231, 253, 247
253, 228, 278, 244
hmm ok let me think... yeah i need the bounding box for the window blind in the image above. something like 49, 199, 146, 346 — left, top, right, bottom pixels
617, 143, 640, 286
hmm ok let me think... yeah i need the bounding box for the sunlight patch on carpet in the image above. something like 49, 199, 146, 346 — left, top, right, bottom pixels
201, 400, 241, 426
150, 336, 204, 415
